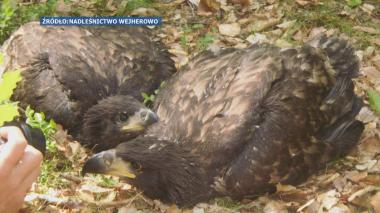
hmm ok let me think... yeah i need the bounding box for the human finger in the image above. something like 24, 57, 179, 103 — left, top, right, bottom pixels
0, 127, 28, 172
13, 145, 43, 184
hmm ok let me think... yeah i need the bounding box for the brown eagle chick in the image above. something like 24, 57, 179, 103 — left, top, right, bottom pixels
83, 34, 363, 206
0, 22, 175, 151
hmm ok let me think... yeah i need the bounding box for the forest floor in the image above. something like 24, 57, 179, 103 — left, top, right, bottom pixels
2, 0, 379, 212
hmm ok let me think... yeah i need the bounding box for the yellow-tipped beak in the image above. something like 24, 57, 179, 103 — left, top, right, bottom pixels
121, 124, 145, 132
82, 150, 137, 179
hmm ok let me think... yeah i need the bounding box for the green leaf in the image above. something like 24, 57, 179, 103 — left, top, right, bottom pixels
49, 119, 57, 130
141, 92, 149, 99
367, 89, 380, 116
0, 102, 19, 126
0, 53, 4, 65
346, 0, 362, 8
0, 70, 22, 102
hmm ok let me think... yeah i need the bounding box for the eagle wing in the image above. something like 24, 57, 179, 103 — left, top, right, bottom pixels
152, 45, 285, 164
152, 38, 362, 197
1, 22, 174, 133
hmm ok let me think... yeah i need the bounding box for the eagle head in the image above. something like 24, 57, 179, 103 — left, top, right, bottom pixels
81, 95, 158, 152
82, 137, 211, 206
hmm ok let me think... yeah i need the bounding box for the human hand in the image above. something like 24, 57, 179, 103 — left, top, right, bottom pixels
0, 126, 43, 212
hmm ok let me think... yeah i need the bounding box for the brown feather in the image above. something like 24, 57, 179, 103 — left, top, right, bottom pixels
1, 22, 175, 150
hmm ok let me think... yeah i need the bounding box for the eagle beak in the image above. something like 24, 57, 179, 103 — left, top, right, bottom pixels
121, 109, 158, 132
82, 149, 136, 179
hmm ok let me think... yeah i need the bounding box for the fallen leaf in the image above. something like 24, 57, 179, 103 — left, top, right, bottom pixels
345, 171, 368, 182
363, 46, 375, 60
277, 20, 296, 29
357, 136, 380, 159
296, 0, 309, 6
118, 207, 142, 213
251, 18, 281, 32
353, 26, 379, 35
276, 183, 297, 192
361, 3, 375, 14
328, 204, 351, 213
370, 192, 380, 211
264, 201, 288, 213
192, 206, 205, 213
275, 39, 293, 48
355, 160, 377, 171
348, 186, 377, 202
218, 23, 241, 37
168, 44, 189, 68
372, 55, 380, 71
297, 199, 315, 212
333, 177, 347, 193
229, 0, 250, 6
371, 38, 380, 46
198, 0, 221, 13
308, 27, 327, 39
130, 8, 160, 16
246, 33, 268, 44
319, 190, 340, 211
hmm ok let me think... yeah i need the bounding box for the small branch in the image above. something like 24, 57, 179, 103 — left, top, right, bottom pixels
25, 193, 83, 209
59, 174, 83, 184
348, 185, 379, 202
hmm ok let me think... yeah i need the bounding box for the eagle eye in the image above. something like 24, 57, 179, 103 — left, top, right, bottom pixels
118, 112, 129, 122
131, 161, 142, 171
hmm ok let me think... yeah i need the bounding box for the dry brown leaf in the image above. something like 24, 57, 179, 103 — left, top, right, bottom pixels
370, 192, 380, 211
251, 18, 281, 32
345, 171, 368, 182
292, 30, 304, 41
357, 136, 380, 159
328, 204, 351, 213
371, 55, 380, 71
130, 7, 161, 16
228, 0, 250, 6
264, 201, 288, 213
276, 20, 296, 30
275, 39, 293, 48
118, 207, 142, 213
168, 44, 189, 68
356, 160, 377, 171
318, 190, 340, 211
198, 0, 221, 13
192, 206, 205, 213
372, 38, 380, 46
348, 186, 377, 202
361, 3, 375, 14
295, 0, 309, 6
333, 177, 347, 192
276, 183, 297, 192
308, 27, 327, 40
218, 23, 241, 37
246, 33, 268, 44
297, 199, 315, 212
353, 26, 379, 35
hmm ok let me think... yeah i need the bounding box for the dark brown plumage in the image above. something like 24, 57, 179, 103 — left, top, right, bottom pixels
83, 34, 364, 206
0, 22, 175, 151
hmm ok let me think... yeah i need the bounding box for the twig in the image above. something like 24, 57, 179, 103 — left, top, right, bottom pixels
84, 192, 146, 208
348, 185, 379, 202
297, 198, 315, 212
25, 193, 83, 209
59, 173, 83, 184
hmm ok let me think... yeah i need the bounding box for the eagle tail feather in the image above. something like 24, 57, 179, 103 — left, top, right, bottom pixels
317, 95, 364, 161
308, 34, 360, 78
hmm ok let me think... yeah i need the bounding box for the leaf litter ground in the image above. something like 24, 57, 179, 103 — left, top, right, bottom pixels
18, 0, 380, 212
